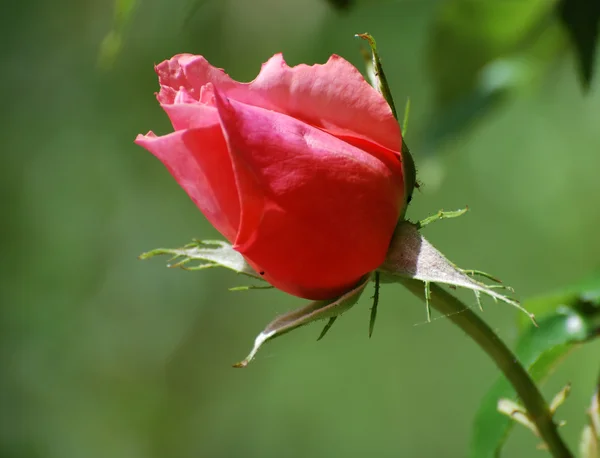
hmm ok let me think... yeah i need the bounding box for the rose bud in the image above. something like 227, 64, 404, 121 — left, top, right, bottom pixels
136, 53, 405, 300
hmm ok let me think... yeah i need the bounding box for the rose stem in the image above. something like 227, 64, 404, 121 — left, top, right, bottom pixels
399, 278, 573, 458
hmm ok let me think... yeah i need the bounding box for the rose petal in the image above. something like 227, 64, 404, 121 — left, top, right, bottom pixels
246, 54, 402, 153
155, 53, 402, 153
214, 91, 403, 300
161, 103, 219, 131
155, 54, 237, 104
135, 125, 240, 242
173, 87, 197, 104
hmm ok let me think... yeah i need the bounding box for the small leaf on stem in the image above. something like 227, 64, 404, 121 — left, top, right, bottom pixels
549, 383, 572, 414
580, 377, 600, 458
558, 0, 600, 90
497, 399, 539, 435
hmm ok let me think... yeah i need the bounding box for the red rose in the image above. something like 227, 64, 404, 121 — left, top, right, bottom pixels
136, 53, 405, 300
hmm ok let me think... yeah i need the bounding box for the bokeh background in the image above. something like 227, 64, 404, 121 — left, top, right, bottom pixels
2, 0, 599, 457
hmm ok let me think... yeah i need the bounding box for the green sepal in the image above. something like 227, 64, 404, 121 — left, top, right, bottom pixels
356, 32, 417, 216
139, 239, 262, 279
233, 274, 372, 367
379, 221, 535, 323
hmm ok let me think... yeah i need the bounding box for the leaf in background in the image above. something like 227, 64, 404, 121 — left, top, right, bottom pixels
325, 0, 353, 11
425, 0, 564, 149
184, 0, 216, 28
517, 273, 600, 330
428, 0, 556, 105
469, 274, 600, 458
557, 0, 600, 90
98, 0, 138, 69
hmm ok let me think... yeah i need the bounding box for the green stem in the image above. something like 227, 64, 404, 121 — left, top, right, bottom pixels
400, 279, 573, 458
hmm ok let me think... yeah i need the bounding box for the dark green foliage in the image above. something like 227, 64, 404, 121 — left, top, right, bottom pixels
558, 0, 600, 90
326, 0, 353, 11
425, 0, 599, 149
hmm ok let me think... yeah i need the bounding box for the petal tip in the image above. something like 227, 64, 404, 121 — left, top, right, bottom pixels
134, 131, 157, 146
259, 52, 288, 73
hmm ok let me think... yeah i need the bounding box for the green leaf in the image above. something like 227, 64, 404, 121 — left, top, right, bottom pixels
557, 0, 600, 90
98, 0, 138, 69
325, 0, 353, 11
469, 274, 600, 458
425, 0, 564, 147
114, 0, 137, 28
517, 273, 600, 330
428, 0, 557, 105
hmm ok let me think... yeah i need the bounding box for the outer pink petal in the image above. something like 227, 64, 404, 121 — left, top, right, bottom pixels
135, 126, 240, 243
214, 92, 404, 300
154, 54, 402, 153
243, 54, 402, 152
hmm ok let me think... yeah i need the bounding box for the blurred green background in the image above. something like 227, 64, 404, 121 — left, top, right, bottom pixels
2, 0, 599, 457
